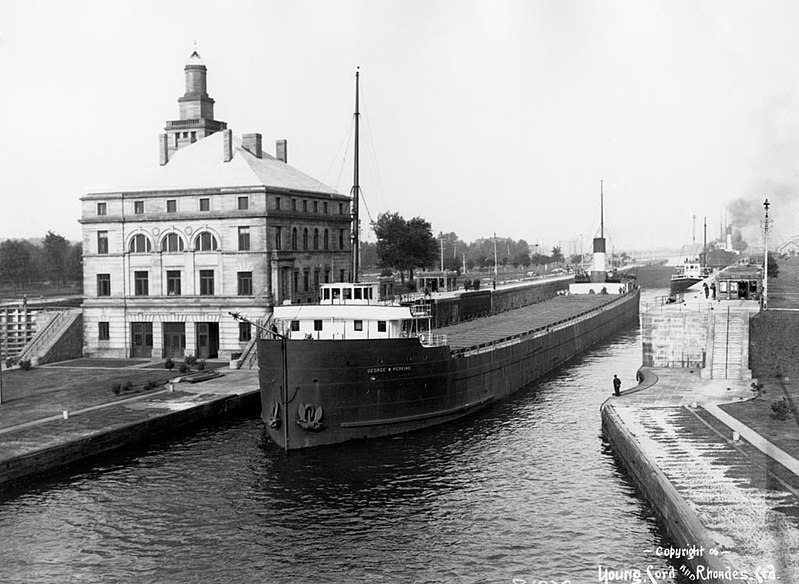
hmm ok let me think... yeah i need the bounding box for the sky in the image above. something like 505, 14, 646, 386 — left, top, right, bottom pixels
3, 0, 799, 253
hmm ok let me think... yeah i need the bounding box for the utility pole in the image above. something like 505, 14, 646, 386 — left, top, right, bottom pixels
440, 232, 444, 272
763, 199, 770, 310
493, 233, 498, 277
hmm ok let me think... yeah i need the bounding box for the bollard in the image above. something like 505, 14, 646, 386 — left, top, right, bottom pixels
62, 410, 69, 420
168, 382, 174, 393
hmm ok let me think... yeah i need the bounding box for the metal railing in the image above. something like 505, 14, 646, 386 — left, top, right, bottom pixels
419, 333, 448, 347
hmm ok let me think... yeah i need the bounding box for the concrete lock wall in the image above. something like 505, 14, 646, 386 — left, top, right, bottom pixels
642, 310, 708, 368
601, 405, 743, 580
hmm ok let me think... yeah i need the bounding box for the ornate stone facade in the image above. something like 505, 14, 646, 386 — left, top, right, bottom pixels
80, 52, 351, 359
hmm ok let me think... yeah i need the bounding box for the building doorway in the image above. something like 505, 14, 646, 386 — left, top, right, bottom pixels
163, 322, 186, 358
195, 322, 219, 359
130, 322, 153, 358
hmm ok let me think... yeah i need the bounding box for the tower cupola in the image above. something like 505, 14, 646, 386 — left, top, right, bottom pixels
160, 49, 227, 165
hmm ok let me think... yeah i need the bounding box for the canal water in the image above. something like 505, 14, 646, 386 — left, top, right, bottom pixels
0, 291, 691, 584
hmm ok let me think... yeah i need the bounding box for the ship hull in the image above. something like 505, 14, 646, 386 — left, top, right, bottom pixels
258, 288, 640, 450
670, 276, 703, 295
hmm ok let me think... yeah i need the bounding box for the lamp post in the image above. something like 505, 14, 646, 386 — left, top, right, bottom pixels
763, 199, 770, 310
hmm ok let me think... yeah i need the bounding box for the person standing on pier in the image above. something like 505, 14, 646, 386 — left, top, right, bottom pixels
703, 283, 709, 298
613, 375, 621, 396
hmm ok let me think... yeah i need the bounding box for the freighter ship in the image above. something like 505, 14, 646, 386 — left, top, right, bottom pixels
238, 73, 640, 450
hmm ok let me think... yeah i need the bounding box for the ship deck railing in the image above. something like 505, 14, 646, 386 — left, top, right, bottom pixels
410, 304, 432, 318
419, 333, 448, 347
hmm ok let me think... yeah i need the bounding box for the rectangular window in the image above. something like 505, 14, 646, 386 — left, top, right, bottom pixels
339, 229, 345, 250
97, 274, 111, 297
239, 321, 252, 342
134, 201, 144, 214
290, 320, 300, 332
291, 199, 297, 211
314, 320, 323, 331
97, 202, 107, 216
377, 321, 387, 333
166, 199, 177, 213
354, 320, 363, 331
339, 269, 345, 282
313, 201, 318, 213
166, 270, 181, 296
237, 271, 253, 296
134, 271, 149, 296
323, 202, 329, 214
339, 203, 344, 214
238, 226, 250, 251
97, 231, 108, 254
275, 226, 282, 250
199, 270, 214, 295
98, 321, 110, 341
275, 196, 281, 210
199, 198, 210, 211
303, 271, 309, 292
303, 200, 308, 212
238, 196, 249, 210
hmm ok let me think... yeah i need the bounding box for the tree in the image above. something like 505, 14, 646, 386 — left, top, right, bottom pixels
371, 212, 438, 283
43, 231, 70, 284
0, 240, 35, 289
551, 246, 564, 267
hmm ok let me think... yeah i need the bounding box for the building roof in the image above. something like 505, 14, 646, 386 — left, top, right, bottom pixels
86, 131, 341, 197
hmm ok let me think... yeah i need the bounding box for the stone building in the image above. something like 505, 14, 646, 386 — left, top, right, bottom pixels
80, 51, 352, 359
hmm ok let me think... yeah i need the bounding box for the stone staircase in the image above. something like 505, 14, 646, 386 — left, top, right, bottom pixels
14, 308, 82, 366
702, 308, 752, 381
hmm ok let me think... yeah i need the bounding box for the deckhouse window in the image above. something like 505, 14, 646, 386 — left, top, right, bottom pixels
344, 288, 352, 301
377, 321, 386, 332
129, 234, 152, 253
354, 320, 363, 331
354, 288, 362, 300
314, 320, 323, 331
290, 320, 300, 332
161, 233, 184, 252
194, 232, 218, 251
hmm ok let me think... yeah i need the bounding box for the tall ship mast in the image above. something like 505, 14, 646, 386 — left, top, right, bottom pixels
350, 68, 361, 283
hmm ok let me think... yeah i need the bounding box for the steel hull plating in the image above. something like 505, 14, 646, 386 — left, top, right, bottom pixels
258, 289, 640, 449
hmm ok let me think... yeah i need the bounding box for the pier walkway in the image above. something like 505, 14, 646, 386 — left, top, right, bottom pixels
0, 359, 259, 495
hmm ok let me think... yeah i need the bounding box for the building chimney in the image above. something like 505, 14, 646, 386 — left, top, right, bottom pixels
276, 139, 288, 163
222, 129, 233, 163
159, 133, 170, 166
242, 133, 262, 158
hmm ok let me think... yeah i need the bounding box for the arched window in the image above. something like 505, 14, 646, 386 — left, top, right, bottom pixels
303, 228, 309, 251
313, 229, 319, 250
194, 231, 218, 251
324, 229, 329, 250
128, 233, 152, 253
291, 228, 298, 250
161, 233, 184, 252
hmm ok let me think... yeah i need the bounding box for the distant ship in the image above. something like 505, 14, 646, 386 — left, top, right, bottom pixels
236, 75, 640, 450
670, 260, 713, 295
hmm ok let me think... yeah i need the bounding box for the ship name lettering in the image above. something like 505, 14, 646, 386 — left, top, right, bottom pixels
366, 365, 412, 374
